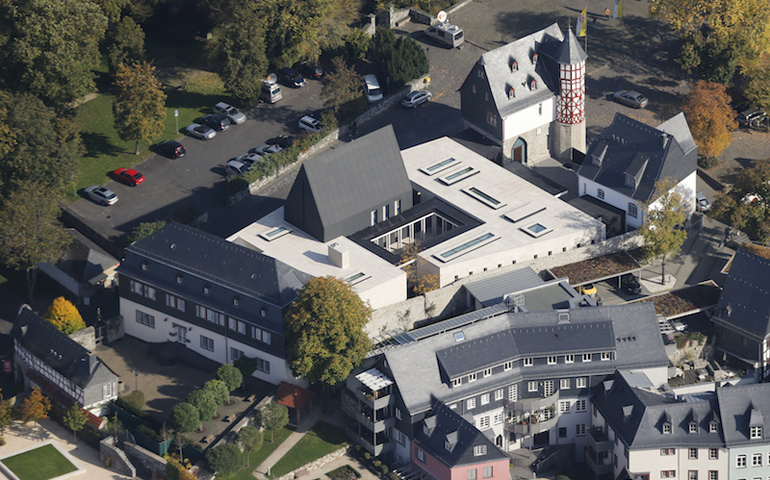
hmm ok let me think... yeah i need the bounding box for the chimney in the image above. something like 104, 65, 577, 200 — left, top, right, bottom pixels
328, 243, 350, 269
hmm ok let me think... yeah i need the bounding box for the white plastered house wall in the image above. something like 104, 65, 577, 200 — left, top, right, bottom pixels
501, 98, 557, 164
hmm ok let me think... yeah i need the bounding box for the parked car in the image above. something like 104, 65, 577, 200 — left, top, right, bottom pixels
83, 185, 118, 206
113, 168, 145, 186
202, 113, 230, 131
742, 193, 763, 205
278, 67, 306, 88
298, 115, 322, 133
158, 140, 186, 158
401, 90, 432, 108
577, 283, 597, 296
185, 123, 216, 140
620, 274, 642, 295
613, 90, 648, 108
696, 192, 711, 212
267, 135, 297, 148
213, 102, 247, 125
226, 160, 250, 177
737, 108, 767, 128
254, 143, 283, 156
670, 320, 687, 332
364, 74, 383, 103
235, 153, 262, 166
299, 63, 323, 79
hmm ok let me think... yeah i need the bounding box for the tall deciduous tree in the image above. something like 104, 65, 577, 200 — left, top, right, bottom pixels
108, 16, 146, 73
46, 297, 86, 334
0, 390, 13, 434
19, 387, 51, 424
203, 379, 229, 406
205, 443, 242, 476
284, 276, 371, 386
638, 178, 689, 284
0, 0, 107, 109
187, 389, 217, 422
92, 0, 130, 22
682, 81, 737, 159
113, 62, 167, 155
0, 182, 71, 300
63, 404, 88, 443
171, 403, 200, 433
322, 57, 364, 116
256, 402, 288, 442
743, 59, 770, 113
216, 364, 243, 394
711, 159, 770, 242
236, 425, 262, 466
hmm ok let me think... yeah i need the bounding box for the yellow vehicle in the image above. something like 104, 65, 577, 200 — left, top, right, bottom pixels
577, 283, 598, 296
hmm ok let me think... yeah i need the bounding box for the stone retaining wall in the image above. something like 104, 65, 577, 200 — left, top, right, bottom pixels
275, 446, 351, 480
69, 326, 96, 352
99, 437, 136, 478
124, 440, 167, 479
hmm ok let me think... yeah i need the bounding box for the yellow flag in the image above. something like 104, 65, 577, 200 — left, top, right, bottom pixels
576, 8, 587, 37
614, 0, 623, 18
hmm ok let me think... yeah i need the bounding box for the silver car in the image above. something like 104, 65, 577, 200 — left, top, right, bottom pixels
613, 90, 648, 109
401, 90, 432, 108
226, 159, 250, 176
185, 123, 216, 140
214, 102, 247, 125
236, 153, 262, 166
83, 185, 118, 206
254, 143, 283, 156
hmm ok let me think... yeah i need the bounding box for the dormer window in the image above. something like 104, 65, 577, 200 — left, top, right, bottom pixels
473, 445, 487, 456
468, 373, 477, 382
507, 87, 515, 99
176, 274, 182, 284
203, 285, 210, 295
751, 426, 762, 439
663, 422, 672, 434
511, 60, 518, 71
523, 357, 533, 367
532, 53, 539, 64
530, 79, 537, 90
452, 378, 462, 387
141, 261, 148, 270
483, 368, 492, 377
709, 421, 718, 433
689, 422, 698, 433
233, 297, 239, 306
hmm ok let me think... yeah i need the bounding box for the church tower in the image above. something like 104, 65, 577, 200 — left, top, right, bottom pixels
551, 29, 587, 161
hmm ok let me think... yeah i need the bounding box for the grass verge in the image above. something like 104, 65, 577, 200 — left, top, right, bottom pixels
270, 422, 348, 478
1, 444, 78, 480
228, 425, 295, 480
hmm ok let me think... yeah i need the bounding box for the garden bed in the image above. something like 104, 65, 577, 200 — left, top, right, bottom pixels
630, 282, 721, 318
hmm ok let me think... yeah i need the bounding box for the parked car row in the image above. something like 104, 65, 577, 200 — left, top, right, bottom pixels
226, 136, 292, 178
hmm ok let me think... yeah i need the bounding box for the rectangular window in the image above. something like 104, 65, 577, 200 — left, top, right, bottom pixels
709, 449, 718, 460
237, 320, 246, 335
467, 398, 476, 410
165, 294, 186, 311
384, 204, 390, 220
468, 470, 477, 480
230, 347, 244, 362
689, 422, 698, 433
508, 385, 518, 401
661, 472, 676, 479
417, 448, 425, 462
229, 317, 237, 331
483, 368, 492, 377
453, 378, 462, 387
751, 426, 763, 439
547, 356, 557, 365
752, 453, 762, 466
565, 354, 574, 363
255, 357, 270, 374
103, 383, 113, 399
394, 199, 401, 215
524, 357, 533, 367
494, 389, 503, 401
544, 380, 554, 396
560, 379, 570, 390
483, 467, 493, 478
494, 413, 503, 424
479, 416, 490, 428
689, 472, 697, 480
371, 210, 378, 226
661, 448, 676, 456
262, 331, 271, 345
576, 377, 587, 388
462, 187, 506, 210
575, 399, 587, 412
628, 203, 638, 218
486, 111, 498, 127
601, 352, 612, 361
708, 472, 717, 480
737, 455, 747, 468
582, 353, 592, 362
481, 394, 490, 405
200, 335, 214, 351
468, 373, 477, 382
663, 423, 672, 434
195, 305, 224, 326
709, 422, 718, 433
395, 408, 401, 420
576, 424, 586, 436
559, 400, 570, 413
436, 232, 495, 261
136, 310, 155, 328
689, 448, 698, 459
528, 381, 538, 392
473, 445, 487, 456
503, 361, 513, 371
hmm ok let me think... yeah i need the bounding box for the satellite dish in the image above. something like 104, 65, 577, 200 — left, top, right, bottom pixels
437, 10, 447, 23
265, 73, 278, 85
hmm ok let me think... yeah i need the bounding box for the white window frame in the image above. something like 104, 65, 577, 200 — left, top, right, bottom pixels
481, 393, 490, 405
560, 379, 570, 389
200, 335, 214, 352
576, 377, 587, 388
565, 354, 574, 363
547, 355, 557, 365
523, 357, 533, 367
528, 381, 538, 392
494, 389, 503, 401
467, 398, 476, 410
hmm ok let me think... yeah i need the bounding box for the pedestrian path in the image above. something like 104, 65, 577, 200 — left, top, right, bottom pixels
253, 409, 323, 480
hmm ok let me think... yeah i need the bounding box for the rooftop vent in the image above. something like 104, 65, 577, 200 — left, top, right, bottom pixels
328, 243, 349, 269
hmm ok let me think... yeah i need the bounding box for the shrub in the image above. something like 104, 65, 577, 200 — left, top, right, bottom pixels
327, 465, 361, 480
137, 424, 163, 442
379, 464, 389, 475
698, 156, 719, 169
119, 390, 146, 413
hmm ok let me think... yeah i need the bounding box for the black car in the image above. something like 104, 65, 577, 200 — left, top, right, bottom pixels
299, 63, 323, 79
267, 134, 298, 149
158, 140, 186, 159
278, 68, 305, 88
620, 274, 642, 295
202, 113, 230, 131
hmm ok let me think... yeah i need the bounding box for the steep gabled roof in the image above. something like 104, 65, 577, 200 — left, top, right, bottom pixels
12, 306, 117, 390
717, 383, 770, 445
714, 245, 770, 339
577, 113, 697, 202
413, 402, 507, 467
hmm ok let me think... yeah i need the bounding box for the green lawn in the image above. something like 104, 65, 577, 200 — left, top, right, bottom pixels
1, 444, 78, 480
71, 70, 240, 201
270, 422, 349, 478
228, 425, 295, 480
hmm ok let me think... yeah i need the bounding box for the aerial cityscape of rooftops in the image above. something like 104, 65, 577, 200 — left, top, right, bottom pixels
0, 0, 768, 478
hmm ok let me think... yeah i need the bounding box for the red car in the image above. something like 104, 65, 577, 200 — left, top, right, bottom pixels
113, 168, 145, 186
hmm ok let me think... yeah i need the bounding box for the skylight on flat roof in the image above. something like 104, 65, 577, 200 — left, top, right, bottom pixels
520, 222, 553, 238
435, 232, 497, 262
462, 187, 507, 210
344, 272, 371, 286
259, 226, 293, 241
420, 157, 460, 176
438, 166, 479, 185
504, 202, 546, 223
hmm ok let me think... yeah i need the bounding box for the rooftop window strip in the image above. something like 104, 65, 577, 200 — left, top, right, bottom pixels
520, 222, 553, 238
462, 186, 507, 210
420, 157, 460, 176
435, 232, 497, 262
259, 225, 293, 241
439, 166, 479, 185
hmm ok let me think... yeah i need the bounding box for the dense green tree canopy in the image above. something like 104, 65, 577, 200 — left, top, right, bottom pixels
171, 402, 200, 433
216, 364, 243, 392
712, 159, 770, 242
236, 425, 263, 466
187, 389, 218, 422
368, 28, 428, 89
206, 443, 242, 475
284, 276, 371, 386
0, 0, 108, 109
203, 379, 230, 406
108, 16, 147, 73
256, 402, 289, 442
113, 62, 167, 155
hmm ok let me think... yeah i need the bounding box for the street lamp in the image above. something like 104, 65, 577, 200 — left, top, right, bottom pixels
131, 369, 140, 391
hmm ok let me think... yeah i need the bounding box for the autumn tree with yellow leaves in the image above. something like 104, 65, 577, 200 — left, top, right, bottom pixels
45, 297, 86, 334
682, 81, 737, 160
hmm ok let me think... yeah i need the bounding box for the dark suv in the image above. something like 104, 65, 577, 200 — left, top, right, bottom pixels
620, 274, 642, 295
202, 113, 230, 131
158, 140, 186, 159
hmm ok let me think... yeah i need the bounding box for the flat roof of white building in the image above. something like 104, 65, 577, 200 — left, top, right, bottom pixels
227, 207, 405, 310
401, 137, 605, 270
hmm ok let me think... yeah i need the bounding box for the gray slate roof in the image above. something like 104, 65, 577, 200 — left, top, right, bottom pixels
577, 112, 697, 202
385, 303, 668, 415
717, 382, 770, 445
284, 125, 412, 242
414, 402, 508, 468
592, 371, 724, 448
55, 229, 119, 285
124, 222, 308, 307
12, 306, 117, 390
713, 246, 770, 339
463, 267, 544, 307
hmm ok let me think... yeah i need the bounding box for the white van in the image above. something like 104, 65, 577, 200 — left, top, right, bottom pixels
425, 22, 464, 48
261, 74, 283, 104
363, 74, 383, 103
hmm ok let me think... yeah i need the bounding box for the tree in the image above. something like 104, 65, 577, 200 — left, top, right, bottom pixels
187, 389, 217, 422
216, 364, 243, 394
205, 443, 243, 475
0, 392, 12, 435
743, 58, 770, 113
114, 62, 167, 155
128, 220, 168, 244
711, 159, 770, 242
344, 30, 371, 61
108, 16, 146, 72
638, 178, 689, 284
18, 387, 51, 424
0, 182, 71, 300
321, 57, 364, 117
62, 404, 88, 443
45, 297, 86, 334
0, 0, 108, 109
209, 0, 268, 102
234, 355, 258, 379
236, 425, 262, 466
164, 454, 197, 480
387, 37, 429, 88
171, 402, 200, 433
682, 81, 737, 159
399, 242, 439, 295
203, 379, 229, 406
93, 0, 131, 22
284, 276, 372, 386
256, 402, 289, 442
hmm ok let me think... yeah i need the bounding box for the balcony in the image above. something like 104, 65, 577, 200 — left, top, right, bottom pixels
585, 447, 613, 475
508, 412, 559, 436
356, 388, 391, 410
514, 390, 560, 412
587, 427, 614, 452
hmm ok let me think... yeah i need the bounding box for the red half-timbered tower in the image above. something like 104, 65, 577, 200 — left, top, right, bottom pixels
552, 29, 587, 160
